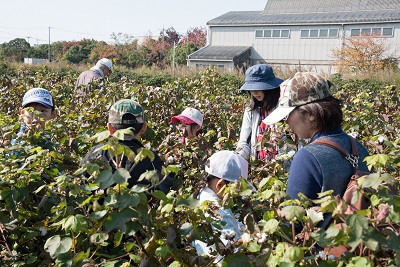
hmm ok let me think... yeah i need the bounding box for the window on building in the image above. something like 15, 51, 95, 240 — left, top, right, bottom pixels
351, 29, 361, 36
383, 28, 393, 36
255, 29, 290, 38
300, 28, 339, 38
351, 27, 393, 37
329, 29, 338, 37
264, 30, 272, 37
195, 63, 225, 70
255, 30, 263, 38
319, 29, 328, 37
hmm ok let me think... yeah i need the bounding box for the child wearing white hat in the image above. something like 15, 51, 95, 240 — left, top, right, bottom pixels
193, 150, 254, 265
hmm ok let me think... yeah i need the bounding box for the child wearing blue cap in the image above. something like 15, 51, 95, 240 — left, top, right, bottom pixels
10, 88, 57, 149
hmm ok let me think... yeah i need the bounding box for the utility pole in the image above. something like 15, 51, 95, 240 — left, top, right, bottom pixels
48, 27, 51, 62
172, 41, 176, 75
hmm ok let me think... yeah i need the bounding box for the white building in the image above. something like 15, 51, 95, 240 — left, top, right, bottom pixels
188, 0, 400, 73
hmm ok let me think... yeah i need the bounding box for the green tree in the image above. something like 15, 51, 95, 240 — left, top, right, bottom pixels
63, 39, 98, 64
0, 38, 32, 62
30, 44, 49, 59
167, 42, 198, 66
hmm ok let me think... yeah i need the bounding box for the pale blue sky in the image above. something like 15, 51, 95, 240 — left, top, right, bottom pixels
0, 0, 266, 45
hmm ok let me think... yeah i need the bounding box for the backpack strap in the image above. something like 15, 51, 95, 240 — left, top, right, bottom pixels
312, 136, 359, 168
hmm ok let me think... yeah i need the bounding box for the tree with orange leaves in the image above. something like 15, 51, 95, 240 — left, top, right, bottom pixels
331, 35, 395, 74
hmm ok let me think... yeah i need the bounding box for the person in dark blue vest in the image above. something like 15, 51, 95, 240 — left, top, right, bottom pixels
263, 72, 370, 230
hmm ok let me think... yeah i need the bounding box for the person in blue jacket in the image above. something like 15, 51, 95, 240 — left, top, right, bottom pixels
263, 72, 370, 229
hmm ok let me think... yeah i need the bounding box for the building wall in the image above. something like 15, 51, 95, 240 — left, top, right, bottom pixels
208, 22, 400, 73
188, 60, 234, 70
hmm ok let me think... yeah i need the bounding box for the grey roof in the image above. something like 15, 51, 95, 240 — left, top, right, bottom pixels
188, 46, 251, 60
207, 0, 400, 26
263, 0, 400, 14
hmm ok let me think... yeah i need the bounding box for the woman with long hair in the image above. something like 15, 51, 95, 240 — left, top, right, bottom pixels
236, 64, 283, 161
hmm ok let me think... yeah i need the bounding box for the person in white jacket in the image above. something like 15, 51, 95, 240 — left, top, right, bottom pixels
236, 64, 283, 161
193, 150, 253, 265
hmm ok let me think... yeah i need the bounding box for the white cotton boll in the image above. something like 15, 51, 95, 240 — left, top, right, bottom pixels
257, 233, 267, 244
241, 233, 251, 245
348, 132, 359, 139
168, 156, 175, 164
39, 227, 47, 236
377, 135, 385, 145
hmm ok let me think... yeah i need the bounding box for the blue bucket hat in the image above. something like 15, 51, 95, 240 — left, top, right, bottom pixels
240, 64, 283, 91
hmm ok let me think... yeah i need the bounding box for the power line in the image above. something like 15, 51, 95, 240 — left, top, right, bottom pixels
52, 27, 110, 37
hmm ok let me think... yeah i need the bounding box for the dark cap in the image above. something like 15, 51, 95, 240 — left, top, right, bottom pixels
240, 64, 283, 91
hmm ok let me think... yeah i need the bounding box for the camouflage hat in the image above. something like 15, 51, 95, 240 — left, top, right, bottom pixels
263, 72, 332, 125
108, 99, 145, 124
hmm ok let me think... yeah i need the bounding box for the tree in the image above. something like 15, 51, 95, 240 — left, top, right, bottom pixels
180, 27, 206, 48
62, 39, 98, 64
167, 42, 198, 66
30, 44, 48, 59
331, 35, 396, 74
163, 27, 181, 46
0, 38, 31, 62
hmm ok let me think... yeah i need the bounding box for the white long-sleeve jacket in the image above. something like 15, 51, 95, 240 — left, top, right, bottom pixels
236, 107, 261, 160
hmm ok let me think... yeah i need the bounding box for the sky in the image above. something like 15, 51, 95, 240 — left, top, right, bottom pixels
0, 0, 267, 46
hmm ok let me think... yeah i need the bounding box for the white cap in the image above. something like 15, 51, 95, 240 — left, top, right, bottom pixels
96, 58, 112, 72
205, 150, 248, 182
22, 88, 54, 108
171, 107, 203, 127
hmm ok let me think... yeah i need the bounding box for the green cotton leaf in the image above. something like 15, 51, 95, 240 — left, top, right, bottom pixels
347, 214, 368, 238
114, 231, 124, 247
155, 246, 171, 258
90, 210, 108, 220
104, 208, 138, 233
94, 169, 113, 189
90, 232, 109, 244
112, 168, 131, 184
263, 219, 279, 234
362, 173, 382, 190
364, 238, 379, 251
63, 214, 88, 233
280, 205, 305, 222
102, 261, 119, 267
263, 210, 275, 221
113, 128, 135, 140
138, 170, 158, 183
346, 256, 373, 267
306, 209, 324, 224
168, 262, 182, 267
258, 177, 272, 189
152, 190, 168, 201
161, 203, 174, 213
222, 253, 252, 267
126, 221, 142, 236
364, 154, 389, 169
247, 241, 261, 252
284, 247, 304, 262
116, 193, 141, 208
175, 195, 199, 208
394, 196, 400, 213
134, 147, 154, 163
44, 235, 72, 258
90, 130, 110, 143
244, 214, 255, 234
123, 146, 136, 162
163, 164, 180, 176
